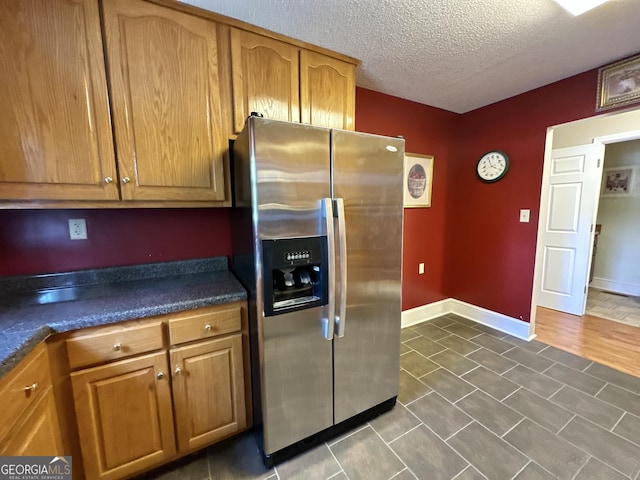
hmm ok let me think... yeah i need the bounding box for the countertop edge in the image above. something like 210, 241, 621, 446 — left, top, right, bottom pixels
0, 269, 247, 379
0, 291, 247, 379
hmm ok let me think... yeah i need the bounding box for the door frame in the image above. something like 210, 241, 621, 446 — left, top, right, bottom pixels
530, 124, 640, 335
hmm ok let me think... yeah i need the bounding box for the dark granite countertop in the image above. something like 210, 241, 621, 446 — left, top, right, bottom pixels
0, 257, 247, 378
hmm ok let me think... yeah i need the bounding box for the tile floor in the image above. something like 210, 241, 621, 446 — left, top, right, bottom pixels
146, 314, 640, 480
586, 288, 640, 328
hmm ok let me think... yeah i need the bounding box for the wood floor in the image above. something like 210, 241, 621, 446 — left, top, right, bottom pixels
535, 306, 640, 378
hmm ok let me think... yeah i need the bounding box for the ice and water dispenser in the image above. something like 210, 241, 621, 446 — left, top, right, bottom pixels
262, 237, 328, 316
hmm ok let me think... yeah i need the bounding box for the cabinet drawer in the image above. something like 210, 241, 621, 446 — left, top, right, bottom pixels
0, 343, 51, 440
66, 321, 164, 369
168, 305, 241, 345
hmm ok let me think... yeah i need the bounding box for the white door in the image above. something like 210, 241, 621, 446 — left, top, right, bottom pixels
537, 144, 604, 315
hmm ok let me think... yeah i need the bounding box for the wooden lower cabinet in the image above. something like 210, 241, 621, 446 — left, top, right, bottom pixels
171, 334, 246, 451
67, 303, 249, 479
0, 388, 65, 455
71, 352, 176, 480
0, 342, 65, 456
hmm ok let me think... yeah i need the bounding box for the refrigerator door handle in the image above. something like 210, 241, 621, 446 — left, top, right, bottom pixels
322, 198, 336, 340
334, 198, 347, 337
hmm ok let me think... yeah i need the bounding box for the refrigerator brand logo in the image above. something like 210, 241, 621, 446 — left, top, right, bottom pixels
0, 456, 72, 480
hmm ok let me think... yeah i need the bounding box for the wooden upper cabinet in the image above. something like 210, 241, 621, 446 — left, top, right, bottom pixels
230, 29, 300, 133
0, 0, 118, 201
0, 0, 357, 205
102, 0, 226, 201
300, 50, 356, 130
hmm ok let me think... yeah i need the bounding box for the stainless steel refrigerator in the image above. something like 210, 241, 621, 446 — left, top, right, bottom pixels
231, 116, 404, 466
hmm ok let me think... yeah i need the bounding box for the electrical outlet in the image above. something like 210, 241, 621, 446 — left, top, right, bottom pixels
519, 209, 530, 223
418, 263, 425, 275
69, 219, 87, 240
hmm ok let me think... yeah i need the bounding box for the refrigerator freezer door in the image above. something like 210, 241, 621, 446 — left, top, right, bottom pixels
331, 130, 404, 424
262, 306, 334, 454
247, 118, 334, 455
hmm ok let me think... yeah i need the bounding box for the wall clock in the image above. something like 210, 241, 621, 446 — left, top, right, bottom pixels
476, 150, 509, 183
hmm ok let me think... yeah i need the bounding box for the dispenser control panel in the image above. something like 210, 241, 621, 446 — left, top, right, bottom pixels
285, 250, 311, 262
262, 237, 328, 316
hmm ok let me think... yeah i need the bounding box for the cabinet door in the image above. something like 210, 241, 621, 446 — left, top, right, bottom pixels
171, 334, 246, 452
103, 0, 226, 201
71, 352, 175, 480
0, 0, 118, 201
300, 50, 356, 130
0, 387, 65, 456
230, 29, 300, 133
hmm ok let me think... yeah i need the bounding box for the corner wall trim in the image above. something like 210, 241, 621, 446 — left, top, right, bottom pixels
401, 299, 453, 328
401, 298, 534, 340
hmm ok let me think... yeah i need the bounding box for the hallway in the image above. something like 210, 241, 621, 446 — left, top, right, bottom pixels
586, 288, 640, 328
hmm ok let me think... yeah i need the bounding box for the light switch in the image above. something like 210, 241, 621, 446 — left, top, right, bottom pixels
418, 263, 425, 274
519, 209, 530, 223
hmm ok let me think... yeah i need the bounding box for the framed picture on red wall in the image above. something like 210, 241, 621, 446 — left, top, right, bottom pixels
404, 153, 433, 208
596, 52, 640, 111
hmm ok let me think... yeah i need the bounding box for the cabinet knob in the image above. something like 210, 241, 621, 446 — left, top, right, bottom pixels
174, 366, 182, 375
204, 324, 212, 332
157, 372, 165, 380
113, 342, 122, 351
23, 383, 38, 393
121, 177, 131, 184
104, 177, 113, 184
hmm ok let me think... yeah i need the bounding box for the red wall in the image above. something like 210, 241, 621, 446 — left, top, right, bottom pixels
0, 72, 613, 322
0, 209, 231, 276
356, 88, 459, 310
446, 70, 599, 321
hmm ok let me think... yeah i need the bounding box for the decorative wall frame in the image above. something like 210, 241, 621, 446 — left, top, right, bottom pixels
403, 153, 433, 208
596, 52, 640, 112
601, 166, 636, 197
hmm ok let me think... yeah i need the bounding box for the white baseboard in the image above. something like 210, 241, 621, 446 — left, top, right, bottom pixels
401, 299, 453, 328
449, 299, 534, 340
591, 277, 640, 297
401, 298, 534, 341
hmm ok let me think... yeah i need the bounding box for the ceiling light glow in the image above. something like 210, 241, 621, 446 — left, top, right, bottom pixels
553, 0, 610, 15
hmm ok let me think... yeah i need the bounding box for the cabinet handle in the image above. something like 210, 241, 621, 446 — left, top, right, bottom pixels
23, 383, 38, 393
104, 177, 113, 184
121, 177, 131, 184
157, 372, 165, 380
174, 366, 182, 375
204, 324, 212, 332
113, 342, 122, 351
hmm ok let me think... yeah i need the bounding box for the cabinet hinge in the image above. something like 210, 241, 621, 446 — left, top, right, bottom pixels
597, 158, 601, 168
590, 224, 594, 233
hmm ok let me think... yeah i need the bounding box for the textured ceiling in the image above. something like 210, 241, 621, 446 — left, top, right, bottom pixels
181, 0, 640, 113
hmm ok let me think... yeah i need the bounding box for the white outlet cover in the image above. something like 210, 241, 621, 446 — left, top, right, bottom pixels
519, 209, 530, 223
69, 218, 87, 240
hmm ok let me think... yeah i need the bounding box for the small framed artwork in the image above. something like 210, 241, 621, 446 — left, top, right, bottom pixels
596, 52, 640, 112
404, 153, 433, 208
601, 166, 636, 197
